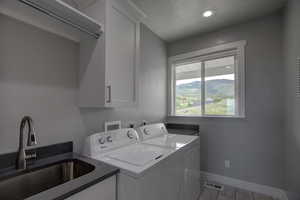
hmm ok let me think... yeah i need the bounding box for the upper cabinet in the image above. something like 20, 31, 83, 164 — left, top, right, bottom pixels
79, 0, 140, 108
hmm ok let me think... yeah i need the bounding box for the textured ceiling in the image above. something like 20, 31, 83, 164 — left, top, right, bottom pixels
130, 0, 287, 42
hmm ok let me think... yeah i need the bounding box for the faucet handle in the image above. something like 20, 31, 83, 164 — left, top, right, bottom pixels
27, 130, 37, 146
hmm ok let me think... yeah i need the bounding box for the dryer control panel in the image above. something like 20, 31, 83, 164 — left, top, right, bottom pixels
137, 123, 168, 141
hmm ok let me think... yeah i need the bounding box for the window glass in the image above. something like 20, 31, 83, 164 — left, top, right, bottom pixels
204, 56, 235, 115
175, 62, 202, 116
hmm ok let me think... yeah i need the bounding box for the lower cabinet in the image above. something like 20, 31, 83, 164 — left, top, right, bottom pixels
181, 146, 201, 200
65, 176, 116, 200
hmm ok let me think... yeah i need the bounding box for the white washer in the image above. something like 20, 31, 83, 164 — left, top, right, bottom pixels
137, 123, 201, 200
83, 128, 185, 200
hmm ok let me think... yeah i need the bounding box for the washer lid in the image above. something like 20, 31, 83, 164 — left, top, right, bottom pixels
143, 134, 198, 149
106, 144, 165, 166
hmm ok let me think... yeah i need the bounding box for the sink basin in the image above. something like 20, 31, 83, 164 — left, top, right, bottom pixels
0, 159, 95, 200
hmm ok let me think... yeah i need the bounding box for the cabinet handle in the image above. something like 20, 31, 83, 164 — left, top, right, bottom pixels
107, 85, 111, 103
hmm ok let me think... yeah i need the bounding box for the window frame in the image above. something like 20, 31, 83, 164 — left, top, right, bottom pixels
168, 40, 246, 118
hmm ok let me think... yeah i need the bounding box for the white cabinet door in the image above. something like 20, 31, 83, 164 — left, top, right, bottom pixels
181, 146, 201, 200
105, 1, 139, 107
78, 0, 140, 108
65, 176, 116, 200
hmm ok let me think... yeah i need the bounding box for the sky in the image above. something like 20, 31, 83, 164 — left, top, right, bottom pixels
176, 74, 235, 85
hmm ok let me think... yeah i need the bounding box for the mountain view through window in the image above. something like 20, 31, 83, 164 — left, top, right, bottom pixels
175, 56, 235, 116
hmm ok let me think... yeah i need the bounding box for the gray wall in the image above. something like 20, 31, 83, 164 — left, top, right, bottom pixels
167, 14, 285, 188
283, 0, 300, 199
0, 14, 167, 154
0, 14, 85, 153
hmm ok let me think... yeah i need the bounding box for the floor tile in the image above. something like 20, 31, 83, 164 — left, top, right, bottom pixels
200, 188, 219, 200
236, 189, 253, 200
218, 185, 235, 200
199, 183, 274, 200
253, 192, 273, 200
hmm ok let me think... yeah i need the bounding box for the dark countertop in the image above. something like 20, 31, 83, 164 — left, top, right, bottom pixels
165, 123, 200, 136
0, 143, 119, 200
167, 128, 199, 136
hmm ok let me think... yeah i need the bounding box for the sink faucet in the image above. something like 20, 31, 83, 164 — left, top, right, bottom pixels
16, 116, 37, 170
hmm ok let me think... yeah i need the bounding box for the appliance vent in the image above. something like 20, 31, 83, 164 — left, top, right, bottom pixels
204, 182, 224, 191
104, 121, 121, 132
297, 58, 300, 97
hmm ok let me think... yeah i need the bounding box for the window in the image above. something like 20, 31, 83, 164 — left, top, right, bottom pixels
168, 41, 246, 117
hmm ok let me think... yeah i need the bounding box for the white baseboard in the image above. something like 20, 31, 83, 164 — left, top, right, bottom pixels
201, 171, 288, 200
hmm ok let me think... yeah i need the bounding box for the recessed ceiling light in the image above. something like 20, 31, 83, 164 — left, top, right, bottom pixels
203, 10, 214, 18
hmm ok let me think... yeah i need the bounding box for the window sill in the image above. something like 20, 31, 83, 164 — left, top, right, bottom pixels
167, 115, 246, 119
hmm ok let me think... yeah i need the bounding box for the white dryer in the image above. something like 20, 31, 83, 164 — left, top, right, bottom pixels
83, 128, 186, 200
137, 123, 201, 200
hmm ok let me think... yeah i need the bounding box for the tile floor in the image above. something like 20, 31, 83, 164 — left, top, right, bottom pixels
199, 184, 274, 200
